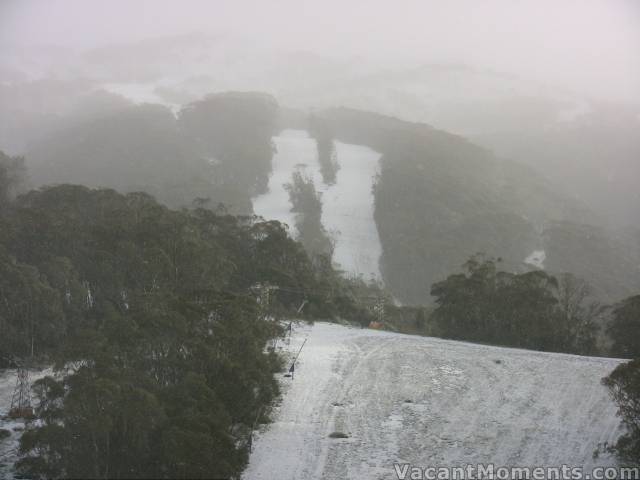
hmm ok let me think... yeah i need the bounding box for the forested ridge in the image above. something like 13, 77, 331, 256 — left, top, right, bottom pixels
0, 175, 374, 478
27, 92, 279, 215
2, 97, 640, 473
1, 4, 639, 474
429, 255, 600, 354
21, 94, 640, 306
308, 108, 640, 306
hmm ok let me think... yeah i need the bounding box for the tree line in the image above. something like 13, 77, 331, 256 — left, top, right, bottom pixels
2, 148, 639, 469
430, 254, 640, 465
0, 153, 374, 478
429, 254, 597, 354
601, 295, 640, 466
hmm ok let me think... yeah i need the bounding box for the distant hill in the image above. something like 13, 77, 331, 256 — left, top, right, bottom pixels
22, 94, 640, 304
26, 93, 279, 214
309, 108, 638, 304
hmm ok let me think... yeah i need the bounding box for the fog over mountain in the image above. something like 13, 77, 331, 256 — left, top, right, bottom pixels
1, 1, 639, 227
2, 0, 639, 101
2, 2, 640, 478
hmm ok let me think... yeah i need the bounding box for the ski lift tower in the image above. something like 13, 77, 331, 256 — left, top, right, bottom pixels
9, 368, 34, 419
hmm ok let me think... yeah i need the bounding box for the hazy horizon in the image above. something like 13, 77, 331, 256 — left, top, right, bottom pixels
1, 0, 639, 103
1, 4, 640, 478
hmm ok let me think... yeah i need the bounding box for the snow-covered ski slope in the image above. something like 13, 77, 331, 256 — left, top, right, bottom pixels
252, 129, 314, 237
244, 322, 623, 480
322, 142, 383, 282
252, 129, 383, 282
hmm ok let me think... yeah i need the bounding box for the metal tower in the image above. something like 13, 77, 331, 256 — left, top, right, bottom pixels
9, 368, 34, 419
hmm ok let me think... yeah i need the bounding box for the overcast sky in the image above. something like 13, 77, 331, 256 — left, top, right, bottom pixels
1, 0, 638, 102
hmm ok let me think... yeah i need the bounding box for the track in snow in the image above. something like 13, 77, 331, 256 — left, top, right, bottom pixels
244, 322, 624, 480
252, 129, 384, 282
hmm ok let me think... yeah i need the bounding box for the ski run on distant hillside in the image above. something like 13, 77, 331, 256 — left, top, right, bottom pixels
252, 129, 383, 282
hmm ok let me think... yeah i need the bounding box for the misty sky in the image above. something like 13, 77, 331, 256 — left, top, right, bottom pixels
1, 0, 639, 102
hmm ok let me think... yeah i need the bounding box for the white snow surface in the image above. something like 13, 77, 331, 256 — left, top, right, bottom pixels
321, 142, 383, 282
252, 129, 384, 282
244, 322, 623, 480
524, 250, 546, 269
252, 129, 317, 237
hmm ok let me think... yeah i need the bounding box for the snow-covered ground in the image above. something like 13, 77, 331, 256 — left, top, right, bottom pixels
524, 250, 546, 269
244, 322, 623, 480
0, 368, 50, 479
252, 129, 384, 282
321, 142, 383, 282
252, 129, 318, 237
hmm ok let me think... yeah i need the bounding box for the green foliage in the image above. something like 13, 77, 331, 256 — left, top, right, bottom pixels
430, 254, 599, 354
179, 92, 278, 207
25, 105, 221, 211
383, 304, 433, 335
0, 150, 27, 207
312, 108, 556, 305
25, 93, 280, 215
311, 108, 635, 306
308, 116, 339, 185
555, 273, 601, 356
0, 248, 64, 359
602, 359, 640, 465
544, 222, 640, 303
19, 297, 270, 479
608, 295, 640, 359
0, 184, 361, 478
285, 170, 334, 258
374, 161, 539, 303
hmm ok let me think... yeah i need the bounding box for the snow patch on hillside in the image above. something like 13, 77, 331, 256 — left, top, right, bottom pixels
244, 322, 623, 480
252, 129, 318, 237
252, 130, 384, 282
524, 250, 546, 269
320, 142, 383, 282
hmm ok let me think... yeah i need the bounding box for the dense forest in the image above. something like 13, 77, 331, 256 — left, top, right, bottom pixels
19, 94, 640, 307
602, 358, 640, 465
0, 154, 378, 477
285, 170, 334, 259
3, 94, 640, 472
425, 253, 640, 463
429, 254, 600, 355
601, 296, 640, 465
428, 254, 640, 464
309, 108, 640, 306
26, 92, 279, 215
1, 3, 639, 475
308, 115, 339, 185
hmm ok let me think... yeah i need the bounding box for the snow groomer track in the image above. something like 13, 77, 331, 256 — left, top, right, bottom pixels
244, 322, 624, 480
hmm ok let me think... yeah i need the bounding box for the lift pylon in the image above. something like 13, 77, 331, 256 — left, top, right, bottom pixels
9, 367, 34, 419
